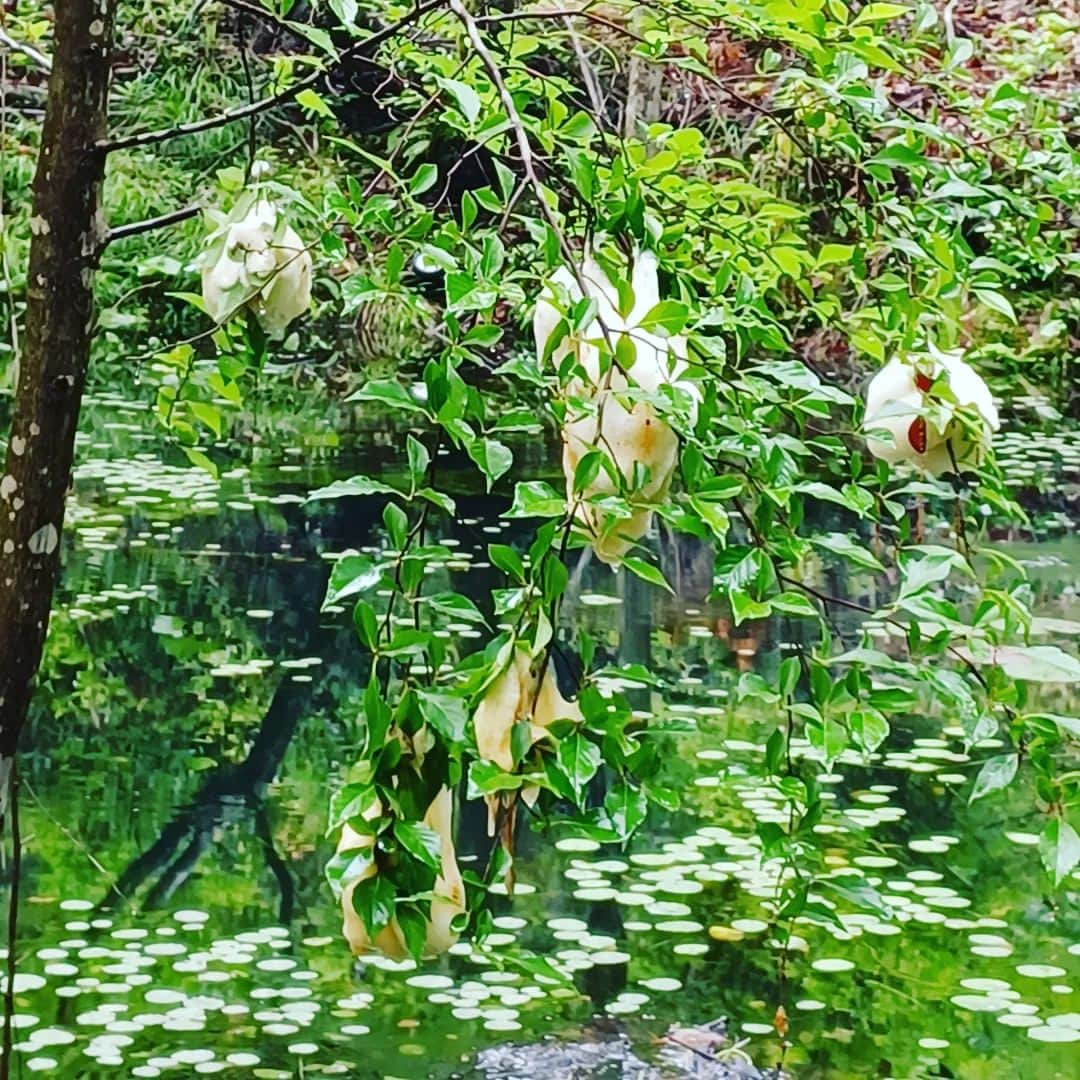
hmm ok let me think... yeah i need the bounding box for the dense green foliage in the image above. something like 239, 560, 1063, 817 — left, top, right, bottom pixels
2, 0, 1078, 1036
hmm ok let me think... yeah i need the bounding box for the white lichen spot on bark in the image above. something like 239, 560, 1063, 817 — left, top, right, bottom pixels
0, 475, 17, 501
29, 423, 40, 436
2, 539, 14, 555
29, 215, 50, 236
10, 436, 25, 456
28, 523, 59, 555
89, 18, 104, 35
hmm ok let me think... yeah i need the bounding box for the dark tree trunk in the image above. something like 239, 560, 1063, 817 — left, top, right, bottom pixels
0, 1, 114, 761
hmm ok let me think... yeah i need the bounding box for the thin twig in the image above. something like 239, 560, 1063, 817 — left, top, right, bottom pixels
449, 0, 574, 266
105, 204, 202, 245
563, 15, 607, 125
0, 29, 52, 73
98, 0, 447, 153
476, 6, 632, 42
22, 778, 117, 887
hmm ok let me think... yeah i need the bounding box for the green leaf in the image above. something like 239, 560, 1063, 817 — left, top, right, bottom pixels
328, 782, 378, 835
853, 3, 910, 24
969, 753, 1019, 803
438, 77, 481, 124
353, 599, 379, 649
796, 481, 874, 518
350, 874, 396, 936
182, 448, 218, 478
463, 323, 503, 348
325, 554, 382, 609
188, 402, 223, 437
383, 502, 408, 549
808, 717, 848, 769
771, 592, 820, 618
867, 144, 928, 169
467, 438, 513, 490
1040, 819, 1080, 886
731, 589, 772, 626
328, 0, 358, 26
307, 475, 398, 502
621, 557, 674, 595
973, 289, 1016, 323
815, 244, 854, 267
346, 379, 428, 414
407, 435, 429, 489
468, 760, 525, 796
396, 904, 428, 960
990, 645, 1080, 683
850, 709, 890, 753
409, 163, 439, 196
324, 848, 373, 898
417, 689, 468, 744
604, 782, 647, 841
638, 300, 689, 335
689, 495, 730, 541
383, 628, 432, 657
393, 820, 442, 871
1024, 713, 1080, 740
295, 88, 336, 119
423, 592, 487, 625
821, 875, 891, 918
811, 533, 885, 573
488, 543, 525, 583
572, 450, 606, 495
557, 733, 601, 805
899, 550, 968, 597
416, 487, 456, 515
507, 481, 565, 519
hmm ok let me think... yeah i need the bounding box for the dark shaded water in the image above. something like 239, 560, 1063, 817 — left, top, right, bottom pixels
2, 393, 1078, 1078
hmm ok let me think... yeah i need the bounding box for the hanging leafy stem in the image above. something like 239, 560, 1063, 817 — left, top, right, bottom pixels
118, 2, 1080, 955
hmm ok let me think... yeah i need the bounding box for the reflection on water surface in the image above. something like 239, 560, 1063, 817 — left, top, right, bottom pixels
4, 396, 1078, 1078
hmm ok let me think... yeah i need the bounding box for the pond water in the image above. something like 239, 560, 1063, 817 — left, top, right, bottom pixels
3, 392, 1079, 1078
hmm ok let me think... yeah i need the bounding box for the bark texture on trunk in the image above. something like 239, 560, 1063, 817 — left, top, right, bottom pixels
0, 0, 113, 756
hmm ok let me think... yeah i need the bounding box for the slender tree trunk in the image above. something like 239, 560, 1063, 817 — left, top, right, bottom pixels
623, 11, 663, 139
0, 2, 113, 767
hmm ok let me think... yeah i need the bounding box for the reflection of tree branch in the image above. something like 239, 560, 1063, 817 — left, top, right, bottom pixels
99, 677, 308, 913
143, 828, 214, 909
254, 801, 295, 922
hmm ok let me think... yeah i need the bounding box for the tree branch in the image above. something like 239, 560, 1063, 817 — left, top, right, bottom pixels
105, 204, 201, 246
97, 0, 447, 154
476, 6, 637, 43
477, 4, 822, 164
0, 28, 53, 73
448, 0, 573, 265
218, 0, 291, 35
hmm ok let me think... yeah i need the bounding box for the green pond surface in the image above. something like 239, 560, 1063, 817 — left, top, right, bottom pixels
2, 392, 1079, 1078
